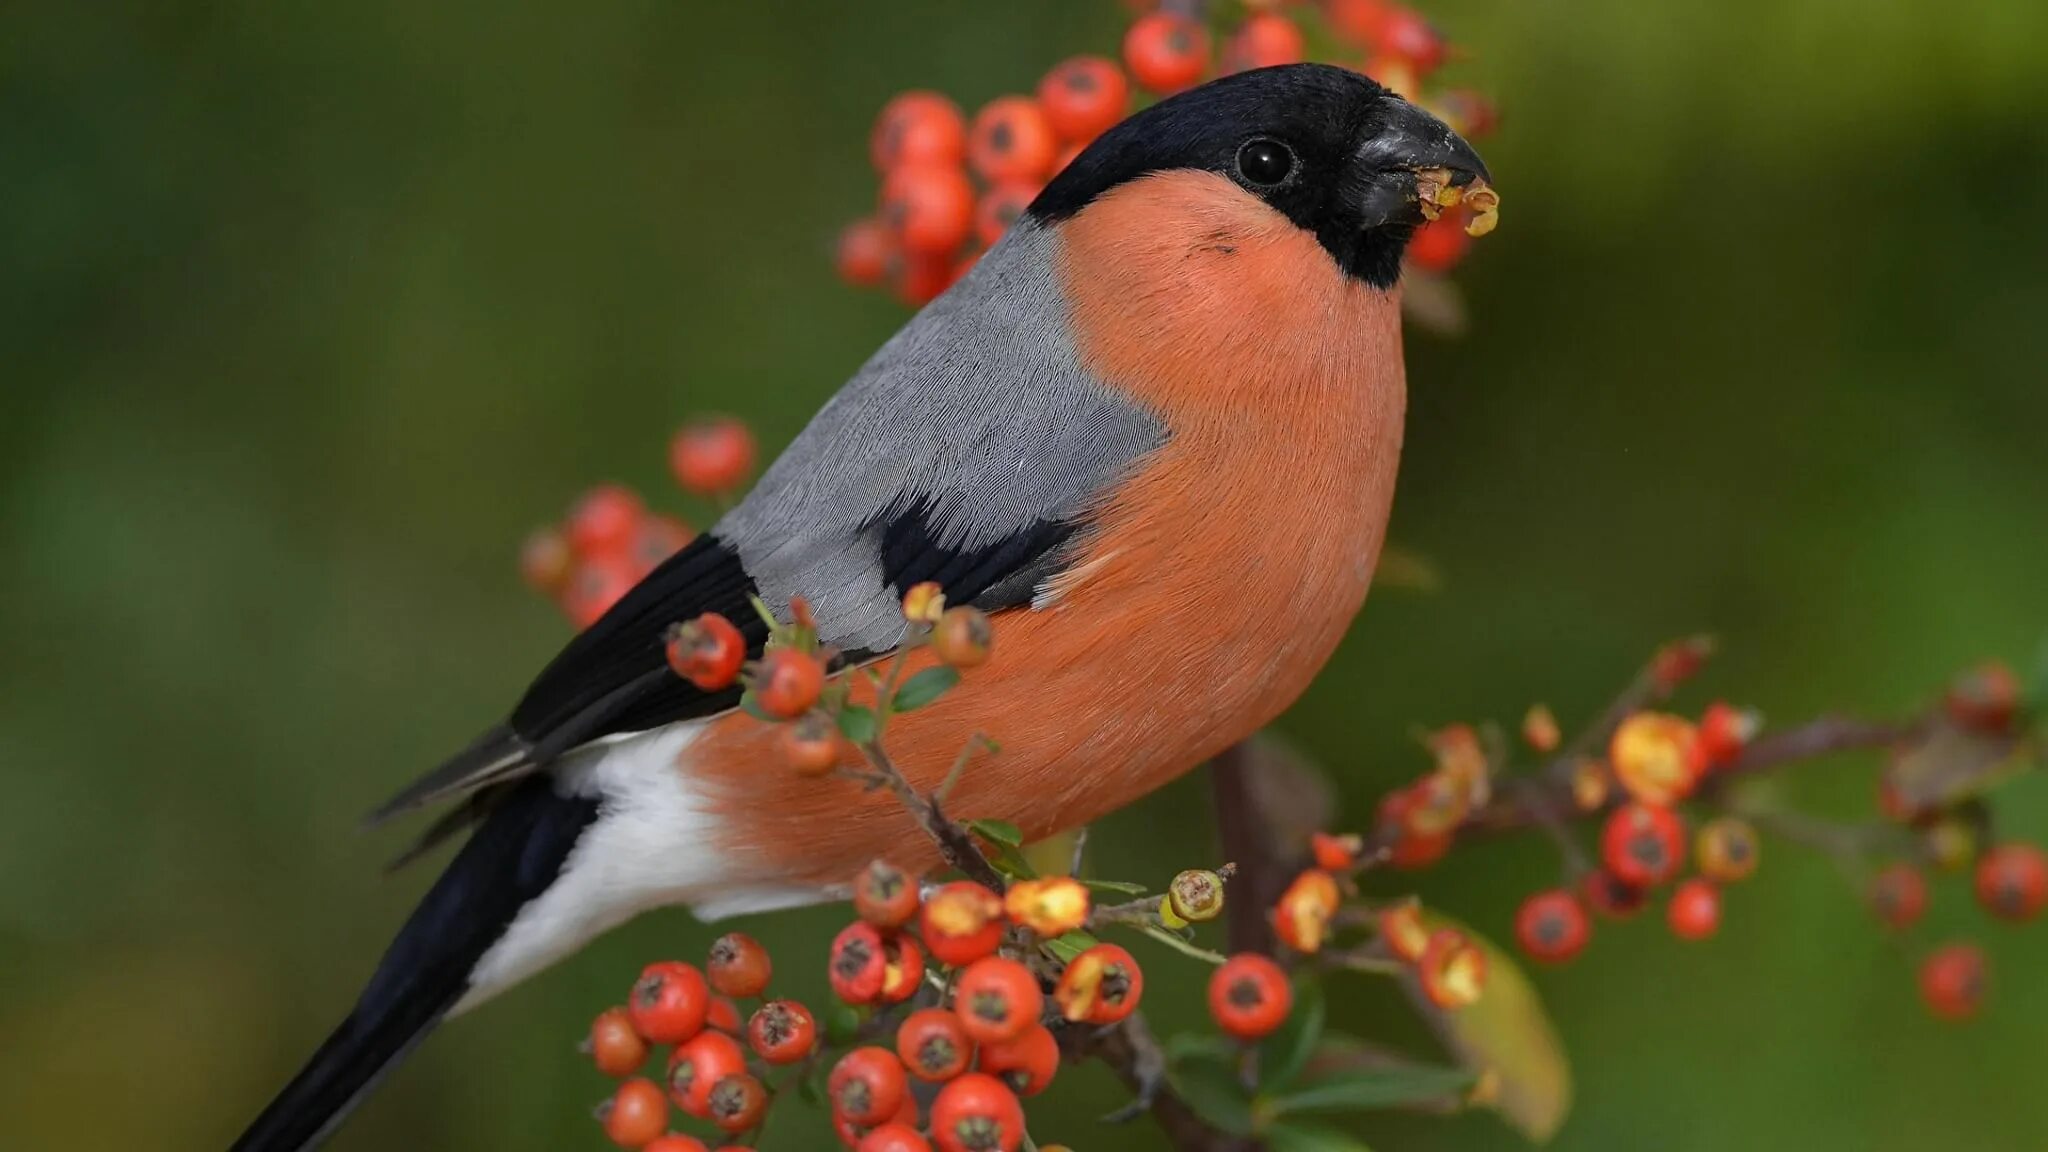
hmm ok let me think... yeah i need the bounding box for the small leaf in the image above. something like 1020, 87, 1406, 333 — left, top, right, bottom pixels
1043, 931, 1100, 964
1409, 913, 1572, 1143
1166, 1054, 1257, 1136
893, 665, 961, 712
1259, 976, 1326, 1092
1262, 1121, 1375, 1152
1164, 1032, 1239, 1067
738, 692, 773, 722
837, 705, 877, 744
966, 819, 1024, 847
1082, 878, 1150, 896
1264, 1064, 1474, 1117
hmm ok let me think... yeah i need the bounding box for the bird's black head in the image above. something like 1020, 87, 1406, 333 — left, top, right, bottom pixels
1029, 63, 1491, 289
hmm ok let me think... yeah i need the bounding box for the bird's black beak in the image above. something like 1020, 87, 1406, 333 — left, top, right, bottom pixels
1351, 94, 1493, 231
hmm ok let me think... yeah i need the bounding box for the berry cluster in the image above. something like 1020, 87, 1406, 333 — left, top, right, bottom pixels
836, 0, 1499, 306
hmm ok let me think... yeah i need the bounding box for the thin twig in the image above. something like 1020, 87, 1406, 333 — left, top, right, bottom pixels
855, 738, 1008, 891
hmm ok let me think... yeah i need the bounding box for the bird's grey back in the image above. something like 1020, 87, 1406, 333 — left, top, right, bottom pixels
714, 220, 1164, 653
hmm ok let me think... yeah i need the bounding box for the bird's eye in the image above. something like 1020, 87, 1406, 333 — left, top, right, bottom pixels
1235, 138, 1295, 187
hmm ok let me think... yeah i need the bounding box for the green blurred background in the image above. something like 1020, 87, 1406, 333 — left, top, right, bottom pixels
5, 1, 2046, 1149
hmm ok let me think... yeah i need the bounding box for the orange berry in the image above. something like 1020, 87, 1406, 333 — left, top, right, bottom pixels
1052, 141, 1084, 176
854, 859, 922, 929
1695, 817, 1761, 883
1222, 12, 1306, 72
1123, 12, 1210, 94
871, 91, 967, 172
1651, 635, 1716, 689
859, 1123, 934, 1152
881, 163, 975, 258
920, 881, 1006, 967
1919, 942, 1986, 1021
780, 711, 843, 776
830, 1047, 910, 1128
1521, 704, 1562, 753
1947, 661, 2020, 732
1377, 900, 1431, 963
665, 612, 747, 691
567, 484, 645, 556
1515, 889, 1591, 963
668, 417, 755, 497
929, 1073, 1025, 1152
968, 97, 1059, 185
897, 1007, 973, 1081
977, 1023, 1059, 1097
837, 217, 898, 287
1666, 878, 1721, 941
972, 182, 1038, 249
1870, 862, 1929, 930
600, 1077, 670, 1148
752, 648, 825, 719
1326, 0, 1387, 45
665, 1029, 746, 1117
588, 1006, 651, 1078
705, 1073, 767, 1134
644, 1136, 710, 1152
746, 999, 816, 1065
893, 250, 956, 307
628, 961, 709, 1045
900, 580, 946, 624
1053, 943, 1143, 1024
563, 553, 639, 628
1375, 787, 1454, 869
1609, 712, 1702, 805
1209, 953, 1292, 1040
1274, 868, 1342, 954
830, 920, 889, 1005
1417, 929, 1487, 1009
1600, 801, 1686, 888
1003, 875, 1090, 936
520, 526, 574, 594
880, 935, 927, 1005
1376, 5, 1447, 74
953, 956, 1042, 1044
1036, 56, 1129, 143
706, 932, 772, 999
1311, 831, 1359, 873
930, 606, 994, 668
1695, 701, 1760, 768
1974, 842, 2048, 922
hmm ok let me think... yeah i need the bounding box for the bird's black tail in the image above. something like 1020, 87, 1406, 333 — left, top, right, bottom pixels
232, 777, 599, 1152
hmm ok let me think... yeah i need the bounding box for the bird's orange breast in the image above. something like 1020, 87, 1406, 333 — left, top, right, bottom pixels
693, 171, 1407, 885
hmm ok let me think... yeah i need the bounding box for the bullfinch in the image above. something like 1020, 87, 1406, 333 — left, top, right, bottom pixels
232, 62, 1490, 1151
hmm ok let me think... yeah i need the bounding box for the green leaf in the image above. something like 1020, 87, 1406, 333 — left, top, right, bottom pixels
965, 818, 1024, 847
738, 692, 773, 722
1261, 1121, 1375, 1152
1042, 931, 1099, 964
1163, 1031, 1239, 1067
893, 665, 960, 712
1258, 975, 1326, 1092
1166, 1051, 1256, 1136
1410, 912, 1572, 1143
836, 704, 877, 744
823, 1002, 863, 1046
1264, 1064, 1474, 1117
1081, 878, 1149, 896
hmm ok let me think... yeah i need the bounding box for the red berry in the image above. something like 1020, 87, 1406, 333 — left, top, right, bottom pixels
563, 553, 640, 628
600, 1077, 670, 1148
1974, 842, 2048, 921
1274, 868, 1342, 954
974, 182, 1038, 248
881, 164, 976, 258
626, 516, 692, 579
897, 1007, 973, 1081
666, 1029, 747, 1117
1871, 862, 1929, 930
588, 1006, 651, 1078
1947, 661, 2020, 732
1123, 13, 1210, 94
1514, 889, 1591, 963
929, 1073, 1026, 1152
644, 1136, 710, 1152
752, 648, 825, 719
669, 417, 755, 497
854, 859, 922, 930
1919, 942, 1986, 1021
1580, 869, 1649, 919
953, 956, 1041, 1045
1651, 635, 1715, 689
858, 1123, 934, 1152
977, 1023, 1059, 1097
879, 934, 927, 1005
1036, 56, 1129, 143
920, 881, 1006, 967
704, 992, 740, 1034
1208, 953, 1292, 1040
1326, 0, 1387, 45
1222, 12, 1306, 72
665, 612, 747, 691
567, 485, 645, 556
1404, 213, 1469, 272
705, 1073, 767, 1134
780, 711, 843, 776
930, 606, 994, 668
830, 1047, 910, 1128
628, 962, 709, 1045
1053, 943, 1143, 1025
1375, 787, 1454, 869
1310, 831, 1360, 873
706, 932, 772, 999
1666, 878, 1721, 941
747, 999, 817, 1065
1695, 701, 1759, 768
1375, 5, 1448, 73
1417, 929, 1488, 1009
871, 91, 967, 172
968, 97, 1059, 185
830, 920, 889, 1005
837, 217, 898, 287
520, 527, 574, 594
893, 251, 956, 307
1600, 802, 1686, 889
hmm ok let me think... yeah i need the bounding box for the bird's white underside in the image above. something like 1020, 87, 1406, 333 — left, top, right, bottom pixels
452, 720, 821, 1014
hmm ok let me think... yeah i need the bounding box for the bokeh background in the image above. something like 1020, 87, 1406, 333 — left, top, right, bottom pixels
5, 1, 2046, 1149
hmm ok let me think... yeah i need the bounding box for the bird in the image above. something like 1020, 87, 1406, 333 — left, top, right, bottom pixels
232, 61, 1490, 1152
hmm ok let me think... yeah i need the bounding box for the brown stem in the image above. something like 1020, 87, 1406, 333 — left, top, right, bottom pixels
854, 738, 1008, 891
1071, 1012, 1254, 1152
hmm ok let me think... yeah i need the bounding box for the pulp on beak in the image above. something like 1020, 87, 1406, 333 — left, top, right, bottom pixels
1352, 94, 1496, 234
